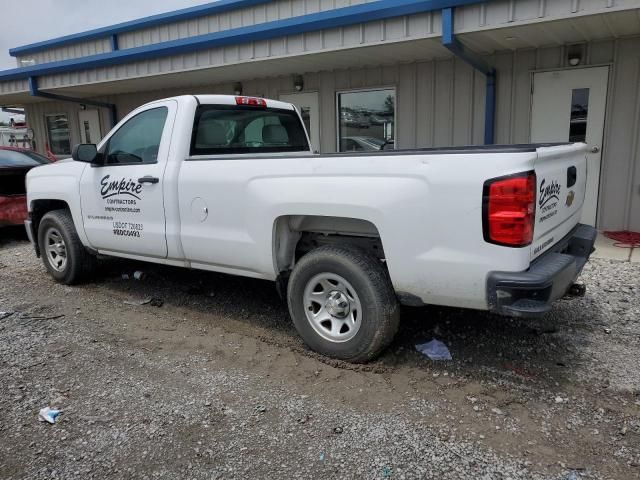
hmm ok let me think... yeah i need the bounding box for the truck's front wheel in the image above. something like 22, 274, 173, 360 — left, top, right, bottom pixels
287, 245, 400, 363
38, 209, 96, 285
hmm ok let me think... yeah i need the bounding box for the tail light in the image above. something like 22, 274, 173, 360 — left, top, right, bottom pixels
482, 171, 536, 247
235, 96, 267, 107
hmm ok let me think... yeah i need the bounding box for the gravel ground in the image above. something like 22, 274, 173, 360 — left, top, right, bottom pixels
0, 226, 639, 479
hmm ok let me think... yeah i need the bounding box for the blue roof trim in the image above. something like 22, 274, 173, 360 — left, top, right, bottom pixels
9, 0, 273, 57
0, 0, 482, 83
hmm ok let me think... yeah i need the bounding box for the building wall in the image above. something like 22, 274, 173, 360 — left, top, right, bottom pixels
5, 0, 638, 95
13, 0, 640, 71
24, 36, 640, 230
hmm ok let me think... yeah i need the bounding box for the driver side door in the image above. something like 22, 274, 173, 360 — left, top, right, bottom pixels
79, 100, 176, 258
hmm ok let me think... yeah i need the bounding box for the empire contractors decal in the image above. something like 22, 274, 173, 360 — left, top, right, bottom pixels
100, 175, 142, 215
538, 178, 561, 224
101, 175, 143, 200
94, 175, 145, 238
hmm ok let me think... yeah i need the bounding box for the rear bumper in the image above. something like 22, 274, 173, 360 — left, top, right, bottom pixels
487, 224, 597, 317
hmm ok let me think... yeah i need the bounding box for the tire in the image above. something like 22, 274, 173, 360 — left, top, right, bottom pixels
38, 209, 96, 285
287, 245, 400, 363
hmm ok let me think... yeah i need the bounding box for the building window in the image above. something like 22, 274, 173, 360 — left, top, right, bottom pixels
45, 114, 71, 156
337, 88, 395, 152
569, 88, 589, 143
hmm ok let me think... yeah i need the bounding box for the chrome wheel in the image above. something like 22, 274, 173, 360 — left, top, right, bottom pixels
44, 227, 67, 272
303, 273, 362, 343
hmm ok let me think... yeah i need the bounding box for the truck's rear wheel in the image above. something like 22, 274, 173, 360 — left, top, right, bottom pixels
38, 209, 96, 285
287, 245, 400, 363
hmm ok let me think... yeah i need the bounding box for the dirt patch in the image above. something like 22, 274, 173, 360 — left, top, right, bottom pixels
0, 230, 638, 479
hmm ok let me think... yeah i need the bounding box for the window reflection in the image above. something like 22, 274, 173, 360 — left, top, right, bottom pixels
45, 114, 71, 156
338, 89, 395, 152
569, 88, 589, 143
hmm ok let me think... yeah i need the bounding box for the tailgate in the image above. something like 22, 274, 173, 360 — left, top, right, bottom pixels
531, 143, 588, 260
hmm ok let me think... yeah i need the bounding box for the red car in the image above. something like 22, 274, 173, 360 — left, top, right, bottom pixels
0, 147, 50, 227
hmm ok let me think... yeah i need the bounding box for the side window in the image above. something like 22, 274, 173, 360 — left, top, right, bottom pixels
105, 107, 168, 165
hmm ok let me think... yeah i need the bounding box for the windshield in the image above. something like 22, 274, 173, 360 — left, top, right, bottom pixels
190, 105, 309, 155
0, 149, 48, 167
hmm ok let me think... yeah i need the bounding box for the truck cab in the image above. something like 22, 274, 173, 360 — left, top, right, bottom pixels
24, 95, 596, 362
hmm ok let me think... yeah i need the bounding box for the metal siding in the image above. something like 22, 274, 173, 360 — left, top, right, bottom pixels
16, 38, 112, 66
598, 37, 640, 231
397, 63, 417, 147
118, 0, 339, 49
452, 60, 474, 145
24, 101, 83, 158
9, 0, 639, 71
11, 38, 639, 230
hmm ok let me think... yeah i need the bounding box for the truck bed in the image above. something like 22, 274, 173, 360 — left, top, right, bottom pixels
186, 143, 571, 160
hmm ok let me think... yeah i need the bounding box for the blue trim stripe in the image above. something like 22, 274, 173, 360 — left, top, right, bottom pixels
9, 0, 272, 57
0, 0, 482, 83
441, 6, 495, 144
29, 76, 118, 126
441, 7, 491, 75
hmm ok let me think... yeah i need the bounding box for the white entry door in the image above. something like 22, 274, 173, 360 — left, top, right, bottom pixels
531, 67, 609, 226
280, 92, 320, 152
78, 109, 103, 145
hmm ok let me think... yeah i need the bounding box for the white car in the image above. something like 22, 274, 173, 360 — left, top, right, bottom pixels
25, 95, 596, 362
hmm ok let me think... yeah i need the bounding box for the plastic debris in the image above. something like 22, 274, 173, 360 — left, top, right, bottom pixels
568, 283, 586, 297
319, 453, 325, 461
124, 297, 153, 306
149, 298, 164, 307
332, 426, 343, 434
382, 466, 393, 478
38, 407, 60, 424
133, 271, 145, 280
254, 405, 267, 414
121, 273, 130, 280
0, 311, 15, 320
566, 470, 581, 480
415, 339, 452, 361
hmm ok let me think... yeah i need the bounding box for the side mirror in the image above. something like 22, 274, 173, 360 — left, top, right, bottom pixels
72, 144, 100, 164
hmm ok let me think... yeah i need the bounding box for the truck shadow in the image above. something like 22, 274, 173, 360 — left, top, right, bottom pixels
0, 225, 28, 247
95, 257, 598, 387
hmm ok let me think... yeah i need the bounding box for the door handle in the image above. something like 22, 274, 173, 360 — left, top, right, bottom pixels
590, 145, 600, 154
138, 176, 159, 184
567, 166, 577, 188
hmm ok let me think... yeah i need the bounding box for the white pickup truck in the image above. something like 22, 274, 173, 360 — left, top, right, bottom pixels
25, 95, 596, 362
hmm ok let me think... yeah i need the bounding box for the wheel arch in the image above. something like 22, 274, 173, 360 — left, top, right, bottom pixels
272, 215, 386, 276
30, 199, 71, 256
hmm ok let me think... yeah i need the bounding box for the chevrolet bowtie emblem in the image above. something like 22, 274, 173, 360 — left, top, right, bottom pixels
566, 190, 575, 207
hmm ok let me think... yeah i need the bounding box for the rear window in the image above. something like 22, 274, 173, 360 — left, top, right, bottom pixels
190, 105, 309, 156
0, 149, 48, 167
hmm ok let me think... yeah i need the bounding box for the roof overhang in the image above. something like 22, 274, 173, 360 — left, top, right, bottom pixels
2, 37, 454, 103
0, 3, 638, 106
9, 0, 275, 57
0, 0, 482, 82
